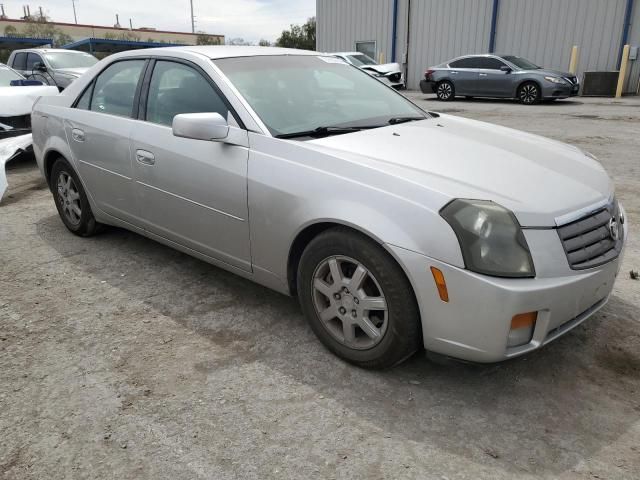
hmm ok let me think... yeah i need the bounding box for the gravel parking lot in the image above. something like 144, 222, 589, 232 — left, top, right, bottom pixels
1, 94, 639, 480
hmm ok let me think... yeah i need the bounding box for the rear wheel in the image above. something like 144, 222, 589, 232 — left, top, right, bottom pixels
436, 80, 455, 101
51, 158, 101, 236
297, 228, 422, 369
518, 82, 541, 105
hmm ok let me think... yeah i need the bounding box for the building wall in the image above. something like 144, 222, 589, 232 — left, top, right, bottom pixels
495, 0, 628, 87
317, 0, 639, 93
405, 0, 493, 87
625, 0, 640, 94
0, 18, 223, 45
317, 0, 395, 62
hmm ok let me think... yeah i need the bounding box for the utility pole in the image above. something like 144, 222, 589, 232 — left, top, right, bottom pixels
190, 0, 195, 33
71, 0, 78, 24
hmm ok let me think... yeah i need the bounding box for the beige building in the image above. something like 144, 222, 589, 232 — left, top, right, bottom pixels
0, 17, 223, 46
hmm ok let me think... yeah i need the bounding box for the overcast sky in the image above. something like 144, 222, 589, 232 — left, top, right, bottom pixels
6, 0, 316, 42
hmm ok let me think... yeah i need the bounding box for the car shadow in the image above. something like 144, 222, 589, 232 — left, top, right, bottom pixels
36, 216, 640, 476
420, 95, 584, 107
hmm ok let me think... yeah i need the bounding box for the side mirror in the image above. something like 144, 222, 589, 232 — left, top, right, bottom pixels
500, 65, 512, 73
33, 62, 47, 72
172, 112, 229, 141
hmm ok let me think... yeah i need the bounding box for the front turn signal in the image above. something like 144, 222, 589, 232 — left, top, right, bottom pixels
430, 267, 449, 303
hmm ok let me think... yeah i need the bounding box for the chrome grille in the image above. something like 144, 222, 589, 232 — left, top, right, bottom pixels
557, 201, 624, 270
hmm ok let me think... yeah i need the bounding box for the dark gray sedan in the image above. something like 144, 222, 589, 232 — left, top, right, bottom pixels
420, 54, 579, 104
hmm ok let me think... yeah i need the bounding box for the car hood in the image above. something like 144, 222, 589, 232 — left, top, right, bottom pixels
55, 67, 89, 77
530, 68, 575, 79
0, 85, 60, 116
305, 114, 611, 227
361, 62, 402, 74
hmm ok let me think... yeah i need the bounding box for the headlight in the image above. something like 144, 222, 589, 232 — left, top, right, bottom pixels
441, 199, 535, 278
544, 76, 566, 84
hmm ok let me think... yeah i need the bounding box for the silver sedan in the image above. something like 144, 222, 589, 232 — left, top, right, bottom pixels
32, 46, 626, 368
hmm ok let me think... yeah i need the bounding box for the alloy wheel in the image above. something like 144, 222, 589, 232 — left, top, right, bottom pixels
57, 172, 82, 225
437, 82, 453, 100
520, 84, 539, 104
311, 256, 388, 350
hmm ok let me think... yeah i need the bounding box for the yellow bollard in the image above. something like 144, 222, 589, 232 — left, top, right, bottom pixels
616, 44, 630, 98
568, 45, 579, 74
379, 52, 385, 64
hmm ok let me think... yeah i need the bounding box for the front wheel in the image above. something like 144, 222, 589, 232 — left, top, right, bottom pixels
518, 82, 541, 105
51, 158, 102, 236
297, 228, 422, 369
436, 80, 455, 101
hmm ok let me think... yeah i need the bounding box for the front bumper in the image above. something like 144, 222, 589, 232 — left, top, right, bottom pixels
542, 81, 580, 98
388, 212, 627, 363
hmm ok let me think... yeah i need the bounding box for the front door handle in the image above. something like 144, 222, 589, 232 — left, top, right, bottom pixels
451, 70, 458, 74
136, 149, 155, 165
479, 72, 488, 76
71, 128, 85, 142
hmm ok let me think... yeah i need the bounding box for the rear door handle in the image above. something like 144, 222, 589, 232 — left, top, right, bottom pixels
136, 149, 155, 165
451, 71, 458, 74
479, 72, 488, 76
71, 128, 85, 142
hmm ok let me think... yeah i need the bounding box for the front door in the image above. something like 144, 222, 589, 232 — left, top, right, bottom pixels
475, 57, 515, 97
63, 59, 147, 225
131, 59, 252, 271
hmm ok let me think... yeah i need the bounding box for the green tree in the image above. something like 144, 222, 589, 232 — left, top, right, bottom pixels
4, 25, 18, 37
258, 39, 271, 47
276, 17, 315, 50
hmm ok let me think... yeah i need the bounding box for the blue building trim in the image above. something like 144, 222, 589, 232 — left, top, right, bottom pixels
489, 0, 500, 53
61, 37, 189, 54
391, 0, 399, 62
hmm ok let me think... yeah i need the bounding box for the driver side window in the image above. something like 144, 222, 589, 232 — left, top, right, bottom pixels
145, 61, 230, 127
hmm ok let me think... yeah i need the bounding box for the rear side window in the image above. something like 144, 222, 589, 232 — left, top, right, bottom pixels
449, 57, 477, 69
145, 60, 229, 127
12, 53, 27, 70
90, 60, 145, 118
476, 57, 507, 70
26, 53, 43, 71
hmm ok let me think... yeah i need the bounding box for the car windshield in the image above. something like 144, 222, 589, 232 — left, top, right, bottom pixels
44, 52, 98, 69
346, 54, 377, 67
214, 55, 426, 137
501, 55, 540, 70
0, 65, 23, 86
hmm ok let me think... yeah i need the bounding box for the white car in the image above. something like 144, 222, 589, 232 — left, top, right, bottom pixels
0, 63, 59, 137
333, 52, 405, 89
32, 47, 627, 368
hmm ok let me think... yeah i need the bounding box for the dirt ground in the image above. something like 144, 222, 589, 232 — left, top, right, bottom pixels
1, 94, 639, 480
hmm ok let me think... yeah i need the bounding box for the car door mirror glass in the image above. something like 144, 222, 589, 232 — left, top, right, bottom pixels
172, 112, 230, 141
33, 62, 47, 72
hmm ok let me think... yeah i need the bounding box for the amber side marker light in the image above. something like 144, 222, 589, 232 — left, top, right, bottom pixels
430, 267, 449, 302
511, 312, 538, 330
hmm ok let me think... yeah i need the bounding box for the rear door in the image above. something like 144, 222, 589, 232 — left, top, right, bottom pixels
130, 58, 251, 271
447, 57, 479, 95
62, 58, 148, 225
476, 57, 514, 97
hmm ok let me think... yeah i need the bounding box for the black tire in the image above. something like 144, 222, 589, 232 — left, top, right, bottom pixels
50, 157, 101, 236
297, 227, 422, 369
435, 80, 455, 101
518, 81, 541, 105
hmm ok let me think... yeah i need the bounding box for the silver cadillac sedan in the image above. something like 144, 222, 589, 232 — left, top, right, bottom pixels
32, 46, 627, 368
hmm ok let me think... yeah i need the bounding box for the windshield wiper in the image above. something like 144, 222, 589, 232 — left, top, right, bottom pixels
275, 125, 377, 139
387, 116, 426, 125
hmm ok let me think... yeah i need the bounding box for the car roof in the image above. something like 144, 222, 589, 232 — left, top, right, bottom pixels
113, 45, 321, 60
11, 48, 80, 53
333, 52, 364, 56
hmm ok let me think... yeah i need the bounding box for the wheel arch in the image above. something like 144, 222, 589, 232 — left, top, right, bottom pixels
43, 149, 67, 187
515, 78, 542, 99
286, 220, 420, 306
